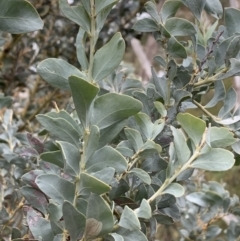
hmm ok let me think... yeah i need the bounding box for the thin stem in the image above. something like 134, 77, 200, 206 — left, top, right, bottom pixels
88, 0, 96, 82
193, 67, 227, 87
147, 128, 207, 204
192, 99, 220, 122
165, 51, 171, 107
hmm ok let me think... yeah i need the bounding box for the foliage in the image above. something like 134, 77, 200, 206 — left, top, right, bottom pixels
1, 0, 240, 241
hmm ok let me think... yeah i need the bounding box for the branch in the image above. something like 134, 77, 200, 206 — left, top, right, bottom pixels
199, 30, 224, 72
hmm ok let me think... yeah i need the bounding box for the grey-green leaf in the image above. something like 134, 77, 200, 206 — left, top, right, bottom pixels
92, 32, 125, 82
191, 148, 235, 171
86, 146, 128, 174
119, 206, 141, 231
129, 168, 151, 185
162, 183, 185, 197
69, 75, 99, 129
206, 127, 236, 148
98, 120, 128, 148
145, 1, 161, 23
160, 0, 182, 23
79, 173, 111, 195
218, 59, 240, 79
215, 36, 234, 67
167, 36, 187, 59
225, 8, 240, 36
84, 194, 114, 238
165, 17, 196, 36
177, 113, 206, 147
91, 93, 142, 129
27, 209, 54, 241
40, 150, 64, 169
218, 87, 236, 119
85, 125, 100, 162
95, 0, 118, 15
116, 228, 148, 241
62, 201, 86, 241
59, 0, 90, 33
0, 0, 43, 34
181, 0, 206, 21
91, 167, 115, 185
132, 18, 160, 32
36, 174, 75, 205
225, 36, 240, 62
76, 28, 89, 71
36, 114, 80, 147
204, 0, 223, 19
170, 126, 191, 166
37, 58, 85, 90
96, 3, 115, 33
109, 233, 124, 241
154, 55, 166, 68
134, 113, 154, 140
135, 199, 152, 219
204, 80, 226, 108
20, 186, 48, 215
124, 128, 143, 152
57, 141, 80, 177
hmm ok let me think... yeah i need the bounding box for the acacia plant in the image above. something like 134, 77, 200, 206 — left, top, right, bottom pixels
2, 0, 240, 240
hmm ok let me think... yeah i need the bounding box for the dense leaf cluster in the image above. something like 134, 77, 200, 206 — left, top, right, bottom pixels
1, 0, 240, 241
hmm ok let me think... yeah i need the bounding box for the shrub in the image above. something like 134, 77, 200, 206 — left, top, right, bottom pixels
1, 0, 240, 240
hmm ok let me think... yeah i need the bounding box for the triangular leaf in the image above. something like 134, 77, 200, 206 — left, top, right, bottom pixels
79, 173, 111, 195
135, 199, 152, 219
92, 33, 125, 82
119, 206, 141, 231
69, 75, 99, 129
